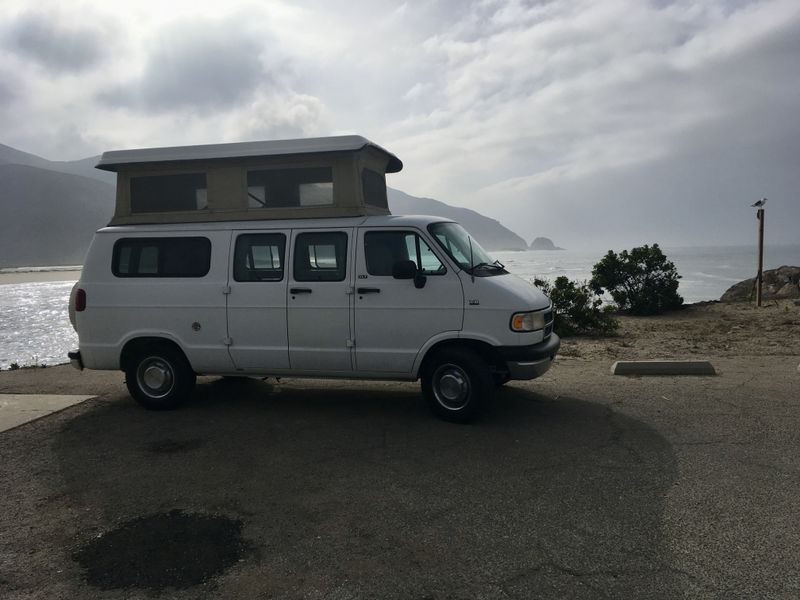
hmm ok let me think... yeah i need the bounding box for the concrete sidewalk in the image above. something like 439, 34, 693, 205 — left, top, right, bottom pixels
0, 394, 94, 432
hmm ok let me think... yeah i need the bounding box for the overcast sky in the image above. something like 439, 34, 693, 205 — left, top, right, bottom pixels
1, 0, 798, 249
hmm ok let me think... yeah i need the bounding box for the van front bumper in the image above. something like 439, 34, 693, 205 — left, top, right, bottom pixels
68, 350, 84, 371
497, 334, 560, 380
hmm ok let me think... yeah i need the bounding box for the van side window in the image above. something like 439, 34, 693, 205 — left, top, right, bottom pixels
130, 173, 207, 214
234, 233, 286, 282
293, 232, 347, 282
112, 237, 211, 277
365, 231, 445, 276
362, 169, 388, 209
247, 168, 333, 208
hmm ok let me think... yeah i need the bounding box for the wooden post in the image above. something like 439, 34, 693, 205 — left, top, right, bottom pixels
756, 208, 765, 307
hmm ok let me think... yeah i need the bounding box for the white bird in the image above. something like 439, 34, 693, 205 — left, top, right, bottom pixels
751, 197, 767, 207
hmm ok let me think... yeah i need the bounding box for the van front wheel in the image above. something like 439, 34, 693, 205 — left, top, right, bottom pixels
125, 345, 196, 410
422, 348, 491, 423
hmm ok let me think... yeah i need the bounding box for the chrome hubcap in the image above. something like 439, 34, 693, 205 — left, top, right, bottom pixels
137, 357, 174, 399
432, 363, 471, 410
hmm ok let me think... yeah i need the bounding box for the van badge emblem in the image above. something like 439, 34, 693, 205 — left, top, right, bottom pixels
358, 274, 368, 279
469, 299, 480, 305
192, 322, 201, 331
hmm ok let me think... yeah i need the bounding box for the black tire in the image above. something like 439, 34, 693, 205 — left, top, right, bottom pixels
421, 347, 492, 423
125, 344, 196, 410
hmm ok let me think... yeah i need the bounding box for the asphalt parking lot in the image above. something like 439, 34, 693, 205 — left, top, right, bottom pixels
0, 357, 798, 599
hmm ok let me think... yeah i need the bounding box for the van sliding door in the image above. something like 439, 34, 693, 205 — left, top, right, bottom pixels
287, 228, 354, 372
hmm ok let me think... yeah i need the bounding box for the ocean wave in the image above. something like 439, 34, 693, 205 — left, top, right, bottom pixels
0, 265, 82, 274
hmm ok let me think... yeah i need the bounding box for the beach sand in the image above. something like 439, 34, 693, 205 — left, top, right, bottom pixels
0, 270, 81, 285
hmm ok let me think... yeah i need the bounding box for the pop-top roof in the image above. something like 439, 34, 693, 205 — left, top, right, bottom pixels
95, 134, 403, 173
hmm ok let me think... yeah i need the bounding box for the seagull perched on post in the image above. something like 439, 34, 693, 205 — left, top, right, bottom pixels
751, 197, 767, 207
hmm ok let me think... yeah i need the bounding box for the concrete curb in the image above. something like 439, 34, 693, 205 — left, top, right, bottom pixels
611, 360, 716, 376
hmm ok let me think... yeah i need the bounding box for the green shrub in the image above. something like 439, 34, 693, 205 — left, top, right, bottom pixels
535, 276, 618, 336
590, 244, 683, 315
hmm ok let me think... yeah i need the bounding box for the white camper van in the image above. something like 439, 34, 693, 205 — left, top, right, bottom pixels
68, 136, 558, 422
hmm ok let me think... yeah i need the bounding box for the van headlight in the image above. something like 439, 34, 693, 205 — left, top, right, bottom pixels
510, 310, 547, 332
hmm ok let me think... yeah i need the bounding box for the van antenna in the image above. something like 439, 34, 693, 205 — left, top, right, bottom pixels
468, 236, 475, 283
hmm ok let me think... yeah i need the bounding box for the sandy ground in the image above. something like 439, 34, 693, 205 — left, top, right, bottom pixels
0, 299, 798, 598
0, 270, 81, 285
560, 298, 800, 362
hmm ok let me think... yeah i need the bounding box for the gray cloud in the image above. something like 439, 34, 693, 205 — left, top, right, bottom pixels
504, 126, 800, 251
100, 18, 268, 112
4, 11, 109, 72
483, 16, 800, 250
233, 93, 328, 141
0, 74, 17, 104
387, 0, 800, 247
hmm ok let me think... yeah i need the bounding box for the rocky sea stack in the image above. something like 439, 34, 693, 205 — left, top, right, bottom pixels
720, 266, 800, 301
529, 237, 564, 251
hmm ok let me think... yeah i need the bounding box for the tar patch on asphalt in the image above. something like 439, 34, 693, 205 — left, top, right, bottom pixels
72, 510, 249, 591
146, 438, 206, 454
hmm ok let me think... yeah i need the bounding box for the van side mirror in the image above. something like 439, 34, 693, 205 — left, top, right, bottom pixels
392, 260, 417, 279
393, 260, 427, 288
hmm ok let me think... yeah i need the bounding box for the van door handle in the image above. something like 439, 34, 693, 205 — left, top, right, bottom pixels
290, 288, 312, 294
357, 287, 381, 294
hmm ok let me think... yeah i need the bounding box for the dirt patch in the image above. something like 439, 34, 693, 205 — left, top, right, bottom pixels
72, 510, 249, 591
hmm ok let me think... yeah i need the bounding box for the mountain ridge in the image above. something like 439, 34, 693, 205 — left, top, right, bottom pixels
0, 163, 115, 267
0, 143, 116, 185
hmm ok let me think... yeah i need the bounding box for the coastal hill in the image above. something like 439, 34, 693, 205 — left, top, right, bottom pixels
388, 188, 527, 251
0, 143, 115, 185
529, 237, 564, 251
0, 143, 528, 267
0, 163, 114, 267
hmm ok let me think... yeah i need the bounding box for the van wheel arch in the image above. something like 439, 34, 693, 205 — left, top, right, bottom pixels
418, 339, 503, 381
120, 337, 190, 373
121, 338, 196, 410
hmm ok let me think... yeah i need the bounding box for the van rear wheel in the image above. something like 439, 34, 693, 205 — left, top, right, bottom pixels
125, 345, 196, 410
422, 348, 492, 423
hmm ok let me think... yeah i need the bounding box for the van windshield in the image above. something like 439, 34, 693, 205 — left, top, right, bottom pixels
428, 222, 506, 276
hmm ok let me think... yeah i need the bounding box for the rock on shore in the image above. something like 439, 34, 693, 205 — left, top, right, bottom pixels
720, 265, 800, 301
529, 237, 564, 250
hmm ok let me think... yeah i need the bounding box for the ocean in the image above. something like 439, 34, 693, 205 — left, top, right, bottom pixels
494, 244, 800, 304
1, 244, 797, 369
